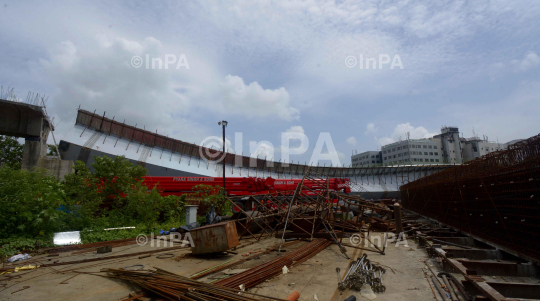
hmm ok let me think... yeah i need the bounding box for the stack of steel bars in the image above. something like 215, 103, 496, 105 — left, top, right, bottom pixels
214, 238, 332, 289
102, 268, 285, 301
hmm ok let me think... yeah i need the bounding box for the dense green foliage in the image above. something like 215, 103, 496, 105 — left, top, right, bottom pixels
0, 155, 189, 259
0, 167, 65, 258
0, 238, 54, 258
191, 184, 231, 216
62, 156, 186, 232
0, 167, 67, 239
0, 135, 23, 169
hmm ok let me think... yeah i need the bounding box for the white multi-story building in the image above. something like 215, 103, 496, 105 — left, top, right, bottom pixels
381, 139, 442, 166
461, 137, 505, 162
351, 151, 382, 167
432, 126, 463, 164
353, 126, 513, 166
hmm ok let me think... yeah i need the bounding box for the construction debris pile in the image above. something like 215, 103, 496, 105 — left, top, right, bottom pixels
338, 254, 386, 293
214, 238, 332, 289
103, 268, 283, 301
98, 168, 400, 300
223, 168, 396, 256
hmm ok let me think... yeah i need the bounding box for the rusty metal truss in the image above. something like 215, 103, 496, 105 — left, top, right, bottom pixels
401, 133, 540, 263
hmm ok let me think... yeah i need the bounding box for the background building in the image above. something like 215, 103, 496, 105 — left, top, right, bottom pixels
351, 151, 382, 167
353, 126, 515, 166
381, 139, 442, 165
433, 126, 463, 164
461, 137, 505, 162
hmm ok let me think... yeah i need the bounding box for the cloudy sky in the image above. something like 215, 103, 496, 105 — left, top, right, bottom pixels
2, 0, 540, 165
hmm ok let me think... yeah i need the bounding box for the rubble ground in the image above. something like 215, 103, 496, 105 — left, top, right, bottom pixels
0, 233, 435, 301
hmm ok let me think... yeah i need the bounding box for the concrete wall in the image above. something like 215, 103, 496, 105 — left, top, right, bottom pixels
58, 140, 205, 177
37, 157, 74, 180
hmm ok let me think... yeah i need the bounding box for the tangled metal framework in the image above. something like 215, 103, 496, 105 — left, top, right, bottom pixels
401, 133, 540, 262
225, 167, 394, 255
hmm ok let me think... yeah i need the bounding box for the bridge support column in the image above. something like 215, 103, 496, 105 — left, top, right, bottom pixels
21, 118, 50, 171
0, 98, 74, 179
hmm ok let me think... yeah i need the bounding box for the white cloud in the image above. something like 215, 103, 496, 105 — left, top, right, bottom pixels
491, 52, 540, 79
512, 52, 540, 72
218, 75, 299, 121
346, 136, 357, 146
364, 123, 377, 135
38, 36, 298, 144
250, 142, 274, 159
285, 126, 305, 134
279, 126, 306, 150
378, 123, 437, 146
40, 37, 201, 142
378, 137, 394, 146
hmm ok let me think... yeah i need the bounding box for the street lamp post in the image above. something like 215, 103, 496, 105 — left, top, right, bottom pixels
218, 120, 228, 196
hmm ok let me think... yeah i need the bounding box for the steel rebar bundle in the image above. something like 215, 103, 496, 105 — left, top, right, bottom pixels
214, 239, 332, 289
102, 268, 285, 301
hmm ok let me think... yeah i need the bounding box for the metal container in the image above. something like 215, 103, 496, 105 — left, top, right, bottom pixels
190, 221, 239, 254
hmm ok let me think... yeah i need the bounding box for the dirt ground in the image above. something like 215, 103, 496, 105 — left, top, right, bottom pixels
0, 233, 436, 301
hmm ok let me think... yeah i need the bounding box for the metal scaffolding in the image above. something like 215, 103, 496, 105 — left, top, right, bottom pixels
401, 133, 540, 263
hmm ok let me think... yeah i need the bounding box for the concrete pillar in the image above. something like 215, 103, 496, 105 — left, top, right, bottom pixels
21, 119, 49, 171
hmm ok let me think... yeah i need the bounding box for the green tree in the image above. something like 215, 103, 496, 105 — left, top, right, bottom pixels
0, 135, 23, 169
63, 156, 147, 225
62, 155, 185, 229
192, 184, 230, 215
0, 167, 67, 239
